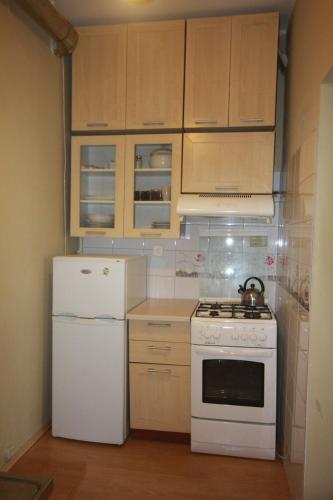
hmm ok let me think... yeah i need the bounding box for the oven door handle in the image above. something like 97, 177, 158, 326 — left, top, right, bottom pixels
192, 346, 274, 358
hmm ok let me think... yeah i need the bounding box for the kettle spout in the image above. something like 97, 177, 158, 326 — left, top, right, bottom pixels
238, 285, 244, 295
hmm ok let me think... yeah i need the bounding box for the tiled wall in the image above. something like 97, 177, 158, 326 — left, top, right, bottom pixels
276, 130, 316, 498
82, 198, 281, 308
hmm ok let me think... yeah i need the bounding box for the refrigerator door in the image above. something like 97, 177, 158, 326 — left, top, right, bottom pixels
52, 316, 128, 444
53, 257, 126, 319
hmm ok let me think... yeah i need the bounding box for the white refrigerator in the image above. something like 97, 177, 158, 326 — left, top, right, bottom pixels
52, 255, 146, 444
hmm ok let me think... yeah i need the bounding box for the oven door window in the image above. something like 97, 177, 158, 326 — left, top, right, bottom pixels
202, 359, 264, 407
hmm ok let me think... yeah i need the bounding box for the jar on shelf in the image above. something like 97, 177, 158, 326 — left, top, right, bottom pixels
135, 154, 143, 169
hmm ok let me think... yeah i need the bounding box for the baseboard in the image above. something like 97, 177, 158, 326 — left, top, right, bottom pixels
0, 423, 50, 472
131, 428, 191, 444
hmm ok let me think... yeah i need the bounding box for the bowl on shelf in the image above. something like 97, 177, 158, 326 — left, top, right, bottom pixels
87, 213, 114, 225
149, 148, 172, 169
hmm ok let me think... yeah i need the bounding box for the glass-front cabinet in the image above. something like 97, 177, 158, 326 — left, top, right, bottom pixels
70, 136, 125, 237
124, 134, 181, 238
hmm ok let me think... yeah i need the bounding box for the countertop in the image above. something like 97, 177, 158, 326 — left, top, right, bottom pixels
127, 298, 198, 322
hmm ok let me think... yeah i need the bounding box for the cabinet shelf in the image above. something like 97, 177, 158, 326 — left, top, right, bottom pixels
134, 168, 171, 173
80, 199, 115, 204
80, 168, 116, 173
134, 201, 171, 205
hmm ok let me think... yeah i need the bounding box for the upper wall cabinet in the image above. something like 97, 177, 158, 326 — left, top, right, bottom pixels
126, 20, 185, 130
182, 132, 275, 194
72, 25, 127, 131
184, 17, 231, 128
229, 12, 279, 127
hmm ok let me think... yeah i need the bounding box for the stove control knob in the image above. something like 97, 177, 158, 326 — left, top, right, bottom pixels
250, 333, 258, 341
259, 333, 267, 341
241, 333, 248, 341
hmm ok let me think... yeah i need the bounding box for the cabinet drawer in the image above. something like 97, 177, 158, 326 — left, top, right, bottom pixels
129, 319, 190, 343
130, 340, 190, 366
130, 363, 190, 432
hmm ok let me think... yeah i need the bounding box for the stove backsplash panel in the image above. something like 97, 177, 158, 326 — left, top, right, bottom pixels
82, 198, 280, 309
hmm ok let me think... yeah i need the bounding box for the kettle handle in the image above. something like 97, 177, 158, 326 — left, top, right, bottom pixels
243, 276, 265, 294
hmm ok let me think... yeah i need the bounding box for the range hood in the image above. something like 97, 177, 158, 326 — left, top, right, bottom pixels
176, 194, 274, 218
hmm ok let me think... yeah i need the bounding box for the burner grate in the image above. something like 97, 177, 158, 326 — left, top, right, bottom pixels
195, 302, 272, 320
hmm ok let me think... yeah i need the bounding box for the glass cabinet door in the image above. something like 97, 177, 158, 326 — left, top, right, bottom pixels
124, 134, 181, 238
70, 136, 125, 237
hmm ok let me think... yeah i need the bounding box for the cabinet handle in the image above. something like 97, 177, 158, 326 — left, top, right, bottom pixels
147, 322, 171, 327
140, 232, 162, 238
85, 230, 106, 236
215, 185, 240, 191
147, 368, 171, 375
147, 345, 172, 351
239, 118, 264, 123
194, 119, 218, 124
142, 121, 165, 126
86, 122, 109, 127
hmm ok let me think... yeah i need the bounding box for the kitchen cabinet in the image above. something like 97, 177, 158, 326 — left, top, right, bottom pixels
184, 12, 278, 129
126, 20, 185, 130
71, 25, 127, 131
128, 299, 196, 433
182, 132, 274, 193
229, 12, 279, 127
184, 17, 231, 128
70, 136, 125, 237
124, 134, 182, 238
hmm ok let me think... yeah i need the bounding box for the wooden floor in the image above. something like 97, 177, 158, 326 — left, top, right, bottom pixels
10, 433, 290, 500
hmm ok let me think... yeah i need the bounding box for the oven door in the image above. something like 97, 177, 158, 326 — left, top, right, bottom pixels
192, 345, 276, 424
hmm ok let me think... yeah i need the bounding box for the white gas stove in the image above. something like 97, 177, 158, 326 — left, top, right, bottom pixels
191, 298, 277, 460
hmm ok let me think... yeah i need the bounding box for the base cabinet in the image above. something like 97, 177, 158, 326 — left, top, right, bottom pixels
129, 319, 191, 433
129, 363, 190, 433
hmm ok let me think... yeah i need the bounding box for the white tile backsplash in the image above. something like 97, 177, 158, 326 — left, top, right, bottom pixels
82, 201, 279, 300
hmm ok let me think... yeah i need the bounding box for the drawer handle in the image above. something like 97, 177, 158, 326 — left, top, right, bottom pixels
147, 368, 171, 375
239, 118, 264, 123
140, 233, 162, 238
147, 345, 172, 351
85, 230, 107, 236
215, 185, 239, 191
147, 322, 171, 327
87, 122, 109, 127
142, 121, 165, 126
194, 119, 218, 124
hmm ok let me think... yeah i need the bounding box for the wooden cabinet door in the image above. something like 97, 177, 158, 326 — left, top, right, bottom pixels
130, 363, 190, 433
182, 132, 274, 193
72, 25, 127, 131
184, 17, 231, 128
229, 12, 279, 127
124, 134, 182, 238
126, 20, 185, 129
70, 136, 125, 237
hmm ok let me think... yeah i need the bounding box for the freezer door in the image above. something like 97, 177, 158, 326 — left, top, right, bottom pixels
52, 316, 128, 444
53, 258, 126, 318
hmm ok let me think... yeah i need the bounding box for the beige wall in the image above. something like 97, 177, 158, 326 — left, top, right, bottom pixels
278, 0, 333, 498
0, 2, 64, 468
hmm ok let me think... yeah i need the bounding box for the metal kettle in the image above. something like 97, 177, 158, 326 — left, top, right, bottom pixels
238, 277, 265, 307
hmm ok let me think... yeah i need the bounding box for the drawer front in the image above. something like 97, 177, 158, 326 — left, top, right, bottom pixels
130, 363, 190, 433
129, 319, 190, 343
130, 340, 190, 366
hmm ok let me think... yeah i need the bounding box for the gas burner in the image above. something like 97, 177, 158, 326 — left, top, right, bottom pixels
195, 301, 273, 320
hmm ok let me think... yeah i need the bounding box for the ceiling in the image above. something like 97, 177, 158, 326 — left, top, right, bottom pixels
54, 0, 294, 30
